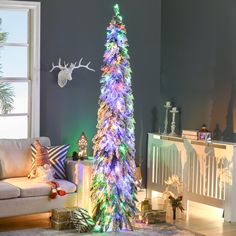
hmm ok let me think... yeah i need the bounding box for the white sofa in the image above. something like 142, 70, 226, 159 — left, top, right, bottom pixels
0, 137, 78, 218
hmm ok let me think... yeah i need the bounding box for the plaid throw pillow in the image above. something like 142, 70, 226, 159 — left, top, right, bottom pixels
30, 144, 70, 179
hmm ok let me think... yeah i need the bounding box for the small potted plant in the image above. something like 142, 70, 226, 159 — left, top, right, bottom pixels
163, 175, 184, 220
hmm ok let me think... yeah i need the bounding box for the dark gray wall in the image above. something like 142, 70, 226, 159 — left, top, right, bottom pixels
21, 0, 161, 186
161, 0, 236, 141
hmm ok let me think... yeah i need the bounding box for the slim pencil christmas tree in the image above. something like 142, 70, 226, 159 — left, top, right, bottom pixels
91, 4, 137, 232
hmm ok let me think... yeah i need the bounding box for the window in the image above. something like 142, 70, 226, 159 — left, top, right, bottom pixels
0, 1, 40, 138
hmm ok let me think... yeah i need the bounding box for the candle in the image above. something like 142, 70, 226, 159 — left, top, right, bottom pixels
172, 107, 177, 111
166, 101, 171, 106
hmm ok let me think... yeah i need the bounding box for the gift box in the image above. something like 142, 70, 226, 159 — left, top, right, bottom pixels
144, 210, 166, 224
135, 211, 145, 223
182, 130, 198, 140
136, 210, 166, 224
51, 207, 77, 230
71, 208, 95, 233
140, 199, 152, 212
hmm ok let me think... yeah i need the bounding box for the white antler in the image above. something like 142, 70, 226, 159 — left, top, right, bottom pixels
49, 58, 66, 72
72, 57, 95, 72
50, 57, 95, 88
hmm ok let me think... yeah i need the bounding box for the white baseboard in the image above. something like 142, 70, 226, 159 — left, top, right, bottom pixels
187, 200, 224, 219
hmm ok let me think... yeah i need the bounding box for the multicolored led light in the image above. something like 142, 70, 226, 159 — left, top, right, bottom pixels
91, 4, 137, 232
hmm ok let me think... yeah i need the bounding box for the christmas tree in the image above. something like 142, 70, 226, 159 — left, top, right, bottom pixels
91, 4, 137, 232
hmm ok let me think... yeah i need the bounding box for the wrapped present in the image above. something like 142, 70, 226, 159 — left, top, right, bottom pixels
71, 208, 95, 233
144, 210, 166, 224
136, 210, 166, 224
135, 212, 144, 223
51, 207, 77, 230
140, 199, 152, 212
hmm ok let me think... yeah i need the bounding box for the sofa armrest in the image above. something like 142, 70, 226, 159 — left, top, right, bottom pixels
65, 159, 79, 186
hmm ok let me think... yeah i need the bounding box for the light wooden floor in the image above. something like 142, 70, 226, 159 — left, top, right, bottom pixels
0, 206, 236, 235
1, 192, 236, 235
151, 194, 236, 236
0, 213, 51, 232
173, 203, 236, 236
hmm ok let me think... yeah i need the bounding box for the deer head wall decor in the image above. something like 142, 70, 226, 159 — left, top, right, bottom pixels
50, 58, 95, 88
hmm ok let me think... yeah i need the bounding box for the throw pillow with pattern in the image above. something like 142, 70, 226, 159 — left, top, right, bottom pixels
30, 144, 70, 179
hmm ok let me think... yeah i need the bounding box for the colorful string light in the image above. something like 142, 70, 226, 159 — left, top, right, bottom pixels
91, 3, 137, 232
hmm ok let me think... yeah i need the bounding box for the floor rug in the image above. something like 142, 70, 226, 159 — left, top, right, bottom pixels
0, 223, 205, 236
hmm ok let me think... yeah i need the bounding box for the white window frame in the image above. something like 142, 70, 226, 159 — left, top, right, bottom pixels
0, 1, 40, 137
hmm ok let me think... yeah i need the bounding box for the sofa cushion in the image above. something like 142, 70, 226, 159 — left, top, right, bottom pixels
0, 181, 20, 200
2, 177, 76, 197
30, 144, 70, 179
0, 137, 51, 179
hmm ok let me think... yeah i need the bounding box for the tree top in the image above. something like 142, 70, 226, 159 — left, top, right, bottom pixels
113, 4, 120, 16
113, 4, 122, 22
